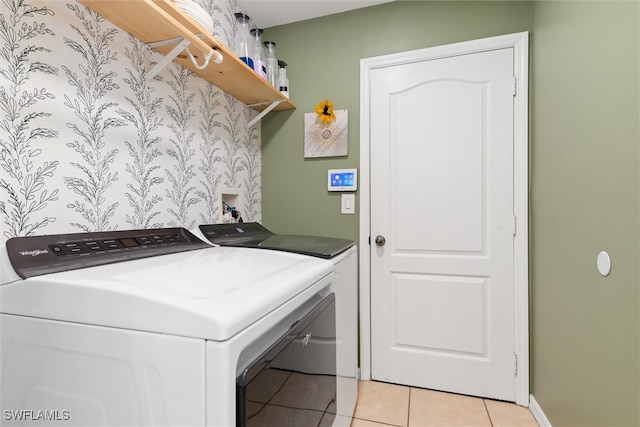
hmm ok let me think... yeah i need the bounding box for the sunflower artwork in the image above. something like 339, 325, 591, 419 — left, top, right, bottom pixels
304, 99, 348, 158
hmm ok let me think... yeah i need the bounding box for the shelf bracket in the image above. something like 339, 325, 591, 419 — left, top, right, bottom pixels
247, 100, 285, 128
145, 35, 223, 81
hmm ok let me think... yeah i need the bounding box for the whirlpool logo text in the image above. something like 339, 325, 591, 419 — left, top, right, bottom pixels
18, 249, 49, 257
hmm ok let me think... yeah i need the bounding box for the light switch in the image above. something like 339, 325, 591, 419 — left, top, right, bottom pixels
341, 194, 355, 214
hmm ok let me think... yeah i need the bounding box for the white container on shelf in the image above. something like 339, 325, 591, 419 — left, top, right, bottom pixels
264, 41, 278, 87
278, 60, 289, 98
249, 28, 267, 80
234, 13, 253, 68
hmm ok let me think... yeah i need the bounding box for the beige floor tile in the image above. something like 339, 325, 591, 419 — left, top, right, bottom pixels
353, 381, 410, 427
351, 418, 404, 427
409, 388, 491, 427
484, 399, 539, 427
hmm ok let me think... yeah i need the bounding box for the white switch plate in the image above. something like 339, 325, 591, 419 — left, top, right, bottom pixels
341, 194, 355, 214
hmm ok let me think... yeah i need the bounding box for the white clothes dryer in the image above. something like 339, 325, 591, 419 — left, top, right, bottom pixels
194, 223, 358, 427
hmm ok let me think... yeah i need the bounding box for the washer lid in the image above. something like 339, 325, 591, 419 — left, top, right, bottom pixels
0, 246, 333, 341
199, 223, 355, 258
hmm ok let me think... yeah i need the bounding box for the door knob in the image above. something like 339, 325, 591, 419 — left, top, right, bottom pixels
375, 235, 386, 246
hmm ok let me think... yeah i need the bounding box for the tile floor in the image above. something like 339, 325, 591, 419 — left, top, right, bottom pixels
352, 381, 539, 427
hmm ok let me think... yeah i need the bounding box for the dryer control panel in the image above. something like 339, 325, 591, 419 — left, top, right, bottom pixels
6, 228, 210, 279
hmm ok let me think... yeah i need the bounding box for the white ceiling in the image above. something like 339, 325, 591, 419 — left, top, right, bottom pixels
238, 0, 395, 28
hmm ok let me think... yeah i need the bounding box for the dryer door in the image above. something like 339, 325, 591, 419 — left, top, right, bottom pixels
236, 293, 336, 427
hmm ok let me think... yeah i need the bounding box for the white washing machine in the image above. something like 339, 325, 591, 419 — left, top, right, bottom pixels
0, 228, 336, 426
193, 223, 358, 427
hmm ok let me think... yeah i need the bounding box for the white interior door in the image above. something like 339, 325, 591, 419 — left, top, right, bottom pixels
369, 47, 517, 401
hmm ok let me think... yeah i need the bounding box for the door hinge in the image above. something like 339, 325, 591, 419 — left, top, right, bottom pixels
512, 76, 517, 96
512, 215, 517, 236
514, 353, 518, 376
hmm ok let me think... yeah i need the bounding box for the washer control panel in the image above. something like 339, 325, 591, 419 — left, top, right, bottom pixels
6, 228, 210, 279
49, 233, 185, 257
199, 222, 274, 245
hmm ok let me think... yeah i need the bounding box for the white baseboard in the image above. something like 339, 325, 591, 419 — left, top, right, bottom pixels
529, 394, 552, 427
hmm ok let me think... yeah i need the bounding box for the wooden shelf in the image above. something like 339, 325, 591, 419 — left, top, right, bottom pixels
78, 0, 295, 113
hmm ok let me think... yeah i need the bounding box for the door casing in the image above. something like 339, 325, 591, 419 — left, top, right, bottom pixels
358, 32, 529, 406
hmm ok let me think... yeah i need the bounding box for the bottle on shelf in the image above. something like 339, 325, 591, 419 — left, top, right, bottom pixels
234, 13, 253, 69
277, 60, 289, 98
263, 41, 278, 88
249, 28, 267, 80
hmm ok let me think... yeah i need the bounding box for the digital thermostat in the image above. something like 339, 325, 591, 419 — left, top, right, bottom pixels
328, 168, 357, 192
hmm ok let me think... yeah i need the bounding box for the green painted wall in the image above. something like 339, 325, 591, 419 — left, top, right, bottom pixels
261, 0, 640, 425
261, 1, 532, 240
530, 1, 639, 425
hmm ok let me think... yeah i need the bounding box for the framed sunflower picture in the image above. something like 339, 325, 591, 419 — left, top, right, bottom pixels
304, 99, 348, 158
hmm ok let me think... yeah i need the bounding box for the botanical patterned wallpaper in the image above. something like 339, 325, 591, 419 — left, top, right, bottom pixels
0, 0, 261, 244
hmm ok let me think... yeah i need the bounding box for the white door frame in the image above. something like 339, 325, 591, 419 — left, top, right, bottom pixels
359, 32, 529, 406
